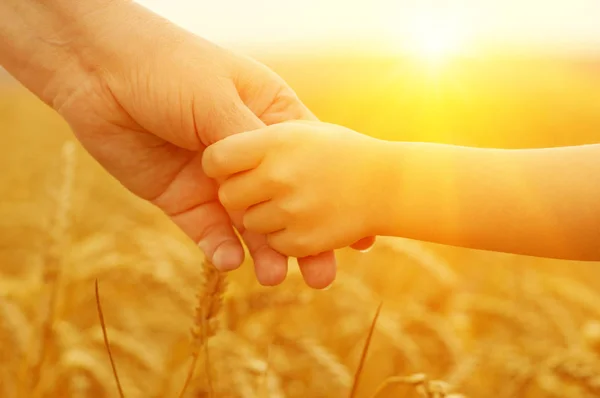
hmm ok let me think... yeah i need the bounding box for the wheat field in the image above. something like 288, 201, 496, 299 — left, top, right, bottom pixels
1, 53, 600, 398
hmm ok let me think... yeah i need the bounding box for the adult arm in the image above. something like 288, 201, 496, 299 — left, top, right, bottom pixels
0, 0, 362, 288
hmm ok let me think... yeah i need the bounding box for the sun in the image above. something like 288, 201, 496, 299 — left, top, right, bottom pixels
387, 10, 473, 66
408, 15, 468, 65
411, 26, 464, 64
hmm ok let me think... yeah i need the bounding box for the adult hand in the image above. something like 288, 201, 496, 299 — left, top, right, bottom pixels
0, 0, 375, 288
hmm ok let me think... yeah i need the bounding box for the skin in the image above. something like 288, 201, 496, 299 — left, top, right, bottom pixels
0, 0, 375, 289
204, 120, 600, 262
203, 121, 384, 258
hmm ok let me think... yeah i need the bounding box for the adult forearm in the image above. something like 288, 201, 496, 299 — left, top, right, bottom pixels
379, 142, 600, 261
1, 0, 112, 103
0, 0, 185, 108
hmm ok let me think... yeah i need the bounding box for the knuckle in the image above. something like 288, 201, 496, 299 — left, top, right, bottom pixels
266, 234, 291, 256
264, 123, 298, 146
291, 236, 314, 257
266, 233, 282, 251
217, 184, 235, 209
269, 232, 312, 258
242, 210, 258, 231
276, 199, 301, 219
205, 146, 229, 176
200, 98, 222, 136
217, 96, 240, 118
265, 165, 293, 188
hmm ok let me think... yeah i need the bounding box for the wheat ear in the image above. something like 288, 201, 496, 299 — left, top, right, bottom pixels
178, 259, 227, 398
27, 141, 76, 397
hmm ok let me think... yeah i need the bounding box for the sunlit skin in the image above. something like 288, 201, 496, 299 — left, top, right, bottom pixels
204, 120, 600, 262
2, 0, 599, 289
0, 0, 375, 289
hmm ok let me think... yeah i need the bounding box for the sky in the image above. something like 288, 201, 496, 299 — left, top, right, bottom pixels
136, 0, 600, 55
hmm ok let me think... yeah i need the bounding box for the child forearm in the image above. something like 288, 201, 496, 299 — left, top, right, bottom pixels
377, 141, 600, 261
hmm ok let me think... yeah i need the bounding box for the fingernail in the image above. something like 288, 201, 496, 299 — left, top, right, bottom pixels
212, 246, 227, 270
319, 283, 334, 291
212, 241, 244, 271
198, 240, 211, 255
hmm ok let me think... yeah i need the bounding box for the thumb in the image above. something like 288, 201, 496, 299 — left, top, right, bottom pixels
149, 152, 247, 271
203, 94, 266, 145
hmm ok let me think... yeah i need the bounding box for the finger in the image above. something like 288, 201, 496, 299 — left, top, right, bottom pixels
256, 91, 340, 289
174, 201, 246, 271
350, 236, 377, 252
207, 99, 290, 286
259, 89, 320, 125
297, 252, 337, 290
230, 209, 289, 286
266, 229, 337, 289
150, 152, 246, 271
218, 170, 273, 211
243, 201, 287, 235
203, 88, 266, 143
249, 237, 289, 287
208, 93, 335, 289
202, 91, 272, 178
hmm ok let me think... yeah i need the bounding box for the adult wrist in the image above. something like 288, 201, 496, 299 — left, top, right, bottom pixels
0, 0, 127, 104
48, 1, 232, 112
0, 0, 189, 109
43, 0, 160, 109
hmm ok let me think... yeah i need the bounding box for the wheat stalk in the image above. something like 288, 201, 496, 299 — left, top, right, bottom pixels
26, 140, 76, 397
349, 301, 383, 398
258, 343, 286, 398
178, 258, 227, 398
88, 326, 163, 375
0, 298, 31, 363
53, 349, 118, 395
545, 349, 600, 395
376, 311, 424, 370
544, 275, 600, 319
379, 237, 458, 287
297, 337, 352, 388
223, 289, 307, 331
69, 372, 91, 398
95, 280, 126, 398
403, 302, 463, 366
371, 373, 465, 398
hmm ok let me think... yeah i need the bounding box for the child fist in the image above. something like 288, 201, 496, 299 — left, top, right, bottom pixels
203, 121, 387, 258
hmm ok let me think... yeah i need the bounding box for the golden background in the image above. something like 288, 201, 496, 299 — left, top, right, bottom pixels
1, 51, 600, 397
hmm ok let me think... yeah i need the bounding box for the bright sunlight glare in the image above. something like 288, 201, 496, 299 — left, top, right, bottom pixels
395, 10, 473, 66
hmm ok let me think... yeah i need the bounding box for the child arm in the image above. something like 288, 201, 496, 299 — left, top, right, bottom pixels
378, 142, 600, 261
203, 120, 600, 261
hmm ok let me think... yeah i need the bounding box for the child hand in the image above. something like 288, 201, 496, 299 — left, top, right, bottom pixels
202, 121, 386, 258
